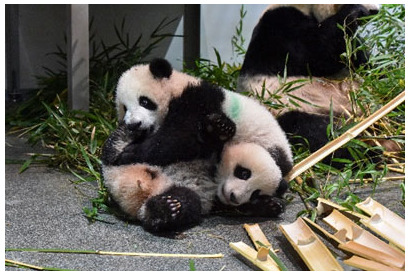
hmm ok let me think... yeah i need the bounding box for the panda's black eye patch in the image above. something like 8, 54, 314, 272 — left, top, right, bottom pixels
234, 165, 252, 180
139, 96, 157, 111
123, 105, 128, 113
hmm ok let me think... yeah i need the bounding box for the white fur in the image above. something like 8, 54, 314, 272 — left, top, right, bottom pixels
237, 75, 359, 117
216, 143, 283, 205
263, 4, 378, 22
223, 89, 293, 162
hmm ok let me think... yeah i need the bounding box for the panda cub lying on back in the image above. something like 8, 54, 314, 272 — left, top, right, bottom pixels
102, 59, 293, 232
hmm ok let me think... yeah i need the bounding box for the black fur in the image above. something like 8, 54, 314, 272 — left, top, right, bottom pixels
268, 146, 293, 177
149, 58, 173, 79
115, 81, 236, 166
240, 4, 375, 78
212, 195, 286, 218
142, 186, 203, 232
277, 110, 375, 168
101, 121, 149, 166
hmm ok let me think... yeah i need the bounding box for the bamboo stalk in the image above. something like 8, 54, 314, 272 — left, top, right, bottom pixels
5, 248, 223, 259
348, 175, 405, 184
279, 217, 343, 271
243, 223, 272, 249
5, 259, 72, 271
339, 241, 404, 268
242, 224, 287, 270
356, 197, 405, 251
344, 255, 403, 271
323, 210, 405, 266
229, 242, 280, 271
285, 91, 405, 182
5, 259, 45, 270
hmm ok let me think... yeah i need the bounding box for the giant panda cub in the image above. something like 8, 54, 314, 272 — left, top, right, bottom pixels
237, 4, 379, 164
115, 58, 200, 136
102, 59, 293, 232
103, 123, 289, 232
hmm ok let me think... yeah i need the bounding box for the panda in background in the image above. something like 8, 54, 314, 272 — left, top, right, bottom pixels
237, 4, 380, 164
239, 4, 379, 80
102, 59, 293, 232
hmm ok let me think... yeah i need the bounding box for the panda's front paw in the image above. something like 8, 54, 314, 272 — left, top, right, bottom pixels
142, 187, 202, 232
237, 196, 286, 217
202, 113, 236, 142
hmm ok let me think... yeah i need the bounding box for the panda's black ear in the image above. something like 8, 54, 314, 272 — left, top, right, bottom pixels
149, 58, 173, 79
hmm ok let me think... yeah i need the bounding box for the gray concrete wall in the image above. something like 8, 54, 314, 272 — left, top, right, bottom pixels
6, 4, 267, 92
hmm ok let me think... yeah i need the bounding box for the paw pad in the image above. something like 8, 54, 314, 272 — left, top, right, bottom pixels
162, 195, 182, 219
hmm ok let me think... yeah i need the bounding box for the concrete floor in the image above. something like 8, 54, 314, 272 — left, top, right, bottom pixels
4, 132, 405, 271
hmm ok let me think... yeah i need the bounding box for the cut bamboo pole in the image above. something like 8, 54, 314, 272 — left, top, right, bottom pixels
344, 255, 403, 271
243, 223, 286, 270
243, 223, 272, 250
356, 197, 405, 251
229, 242, 280, 271
316, 198, 369, 222
339, 241, 403, 269
285, 91, 405, 182
360, 214, 405, 251
279, 217, 343, 271
356, 197, 405, 229
303, 217, 405, 269
302, 217, 346, 246
323, 210, 405, 268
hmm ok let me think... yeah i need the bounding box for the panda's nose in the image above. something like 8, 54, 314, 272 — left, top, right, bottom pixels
127, 122, 142, 132
230, 193, 239, 204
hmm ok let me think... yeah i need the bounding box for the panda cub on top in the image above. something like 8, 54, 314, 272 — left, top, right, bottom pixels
238, 4, 379, 163
102, 59, 292, 232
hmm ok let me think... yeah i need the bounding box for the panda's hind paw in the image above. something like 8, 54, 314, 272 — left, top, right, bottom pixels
142, 187, 202, 232
162, 195, 182, 219
203, 113, 236, 142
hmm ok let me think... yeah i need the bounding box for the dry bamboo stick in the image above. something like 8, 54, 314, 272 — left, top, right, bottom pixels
279, 217, 343, 271
356, 197, 405, 227
356, 197, 405, 251
339, 241, 404, 268
229, 242, 280, 271
242, 223, 286, 270
323, 210, 405, 267
285, 91, 405, 182
316, 198, 369, 221
344, 255, 403, 271
302, 217, 346, 245
5, 259, 45, 271
243, 223, 272, 250
5, 248, 223, 259
348, 175, 405, 184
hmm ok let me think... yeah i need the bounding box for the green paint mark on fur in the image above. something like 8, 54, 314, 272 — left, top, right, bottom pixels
227, 92, 241, 121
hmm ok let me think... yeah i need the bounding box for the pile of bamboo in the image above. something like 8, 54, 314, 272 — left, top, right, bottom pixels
229, 198, 405, 271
